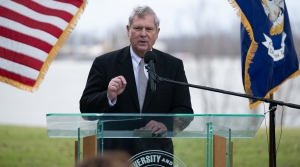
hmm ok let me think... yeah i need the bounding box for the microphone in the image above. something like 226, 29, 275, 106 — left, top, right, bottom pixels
144, 51, 157, 92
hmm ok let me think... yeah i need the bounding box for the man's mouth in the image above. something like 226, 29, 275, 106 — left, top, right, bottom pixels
139, 41, 148, 44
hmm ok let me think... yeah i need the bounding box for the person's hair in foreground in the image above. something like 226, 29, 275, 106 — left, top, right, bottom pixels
76, 151, 131, 167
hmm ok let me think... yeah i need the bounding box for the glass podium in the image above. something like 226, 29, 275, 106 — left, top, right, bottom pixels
46, 113, 264, 167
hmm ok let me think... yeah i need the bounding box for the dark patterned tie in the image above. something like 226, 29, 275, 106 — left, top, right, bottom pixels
138, 58, 148, 112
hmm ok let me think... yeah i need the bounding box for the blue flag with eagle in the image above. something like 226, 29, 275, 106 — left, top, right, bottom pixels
229, 0, 300, 109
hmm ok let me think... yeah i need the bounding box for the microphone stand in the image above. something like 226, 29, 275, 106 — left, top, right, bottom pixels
146, 65, 300, 167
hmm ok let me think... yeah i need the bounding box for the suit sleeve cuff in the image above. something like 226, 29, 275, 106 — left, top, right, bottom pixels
107, 96, 117, 106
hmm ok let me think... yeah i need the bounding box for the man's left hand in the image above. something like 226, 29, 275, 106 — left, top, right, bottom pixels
140, 120, 167, 134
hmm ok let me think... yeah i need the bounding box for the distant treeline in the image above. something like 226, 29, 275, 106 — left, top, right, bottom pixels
160, 34, 241, 57
161, 33, 300, 58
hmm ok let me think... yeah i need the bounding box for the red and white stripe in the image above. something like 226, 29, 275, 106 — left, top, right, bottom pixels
0, 0, 86, 91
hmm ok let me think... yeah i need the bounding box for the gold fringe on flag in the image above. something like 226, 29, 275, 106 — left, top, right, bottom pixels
228, 0, 258, 109
0, 75, 33, 91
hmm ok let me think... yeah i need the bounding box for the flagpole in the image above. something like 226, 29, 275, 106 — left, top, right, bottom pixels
269, 93, 277, 167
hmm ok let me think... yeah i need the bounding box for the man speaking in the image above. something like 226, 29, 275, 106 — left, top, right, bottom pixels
80, 5, 193, 157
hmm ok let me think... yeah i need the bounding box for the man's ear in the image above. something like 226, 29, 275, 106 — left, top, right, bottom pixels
126, 25, 130, 37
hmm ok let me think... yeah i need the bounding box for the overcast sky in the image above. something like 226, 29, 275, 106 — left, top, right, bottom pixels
74, 0, 300, 38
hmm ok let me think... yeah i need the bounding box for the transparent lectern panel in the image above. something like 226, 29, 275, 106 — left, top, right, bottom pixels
47, 115, 98, 138
203, 123, 231, 138
78, 122, 98, 138
47, 113, 264, 167
47, 113, 264, 138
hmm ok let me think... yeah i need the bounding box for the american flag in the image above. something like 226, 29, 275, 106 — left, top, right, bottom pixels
0, 0, 87, 92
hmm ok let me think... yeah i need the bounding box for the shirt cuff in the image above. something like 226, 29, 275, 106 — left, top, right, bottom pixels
108, 96, 117, 106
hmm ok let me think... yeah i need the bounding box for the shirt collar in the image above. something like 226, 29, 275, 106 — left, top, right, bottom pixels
130, 46, 142, 69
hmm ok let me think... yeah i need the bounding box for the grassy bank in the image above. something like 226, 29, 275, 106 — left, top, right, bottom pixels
0, 125, 299, 167
0, 125, 74, 167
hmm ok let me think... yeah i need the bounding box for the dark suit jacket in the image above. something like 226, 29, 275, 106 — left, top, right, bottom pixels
79, 46, 193, 155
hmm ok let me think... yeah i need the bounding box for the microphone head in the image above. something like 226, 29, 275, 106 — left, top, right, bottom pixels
144, 51, 157, 63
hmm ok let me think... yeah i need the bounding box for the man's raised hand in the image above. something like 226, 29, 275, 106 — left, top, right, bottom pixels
107, 76, 127, 100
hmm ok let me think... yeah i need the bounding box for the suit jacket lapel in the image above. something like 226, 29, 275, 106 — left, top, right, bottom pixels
117, 47, 140, 112
142, 50, 165, 112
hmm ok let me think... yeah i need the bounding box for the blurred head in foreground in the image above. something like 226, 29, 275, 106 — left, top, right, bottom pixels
76, 151, 131, 167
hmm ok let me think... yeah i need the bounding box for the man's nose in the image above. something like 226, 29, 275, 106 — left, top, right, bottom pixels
140, 28, 147, 37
